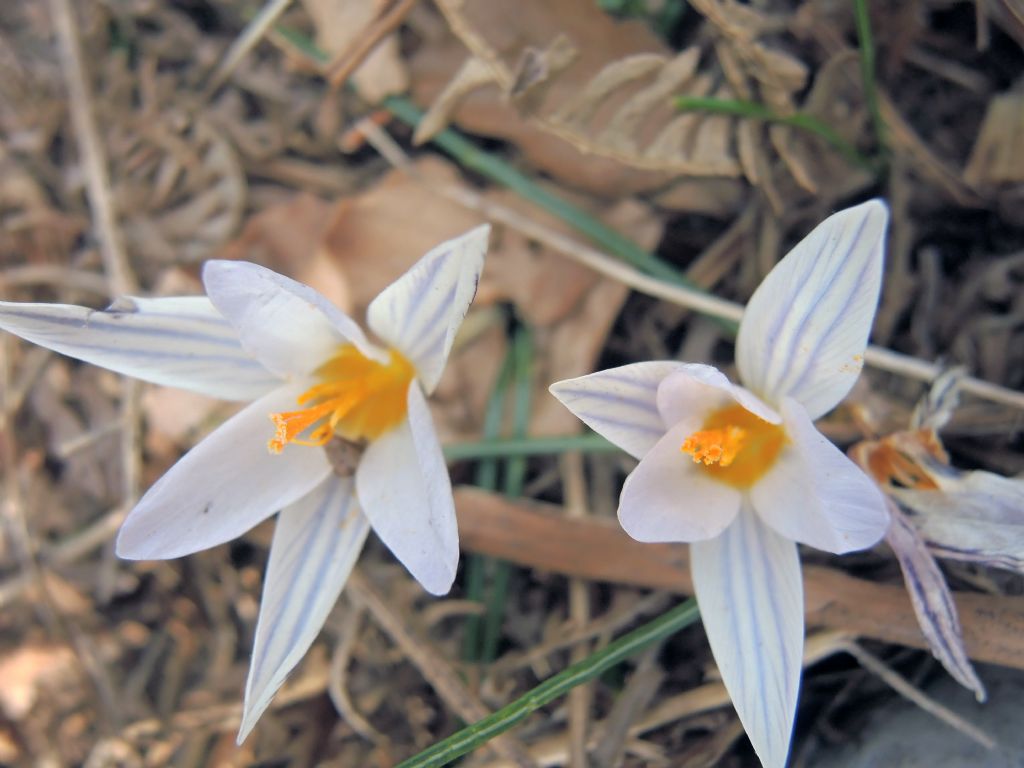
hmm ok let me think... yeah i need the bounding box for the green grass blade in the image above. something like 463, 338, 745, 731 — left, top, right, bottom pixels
854, 0, 887, 154
462, 343, 517, 661
480, 323, 534, 662
395, 599, 701, 768
673, 95, 876, 171
444, 433, 618, 461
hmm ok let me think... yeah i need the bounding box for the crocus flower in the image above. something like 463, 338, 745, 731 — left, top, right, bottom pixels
0, 225, 490, 740
550, 202, 890, 767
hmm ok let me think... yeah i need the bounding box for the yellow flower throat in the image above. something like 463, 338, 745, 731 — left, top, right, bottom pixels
680, 403, 786, 489
268, 344, 414, 453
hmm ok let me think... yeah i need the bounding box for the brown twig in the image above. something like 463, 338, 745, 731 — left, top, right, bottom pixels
841, 641, 995, 749
49, 0, 142, 608
455, 487, 1024, 671
204, 0, 296, 95
48, 0, 136, 295
326, 0, 421, 90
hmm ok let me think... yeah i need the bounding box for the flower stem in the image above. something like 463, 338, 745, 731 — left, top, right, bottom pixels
395, 598, 700, 768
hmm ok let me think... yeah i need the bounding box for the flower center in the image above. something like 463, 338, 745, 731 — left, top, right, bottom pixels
680, 403, 787, 489
267, 344, 414, 453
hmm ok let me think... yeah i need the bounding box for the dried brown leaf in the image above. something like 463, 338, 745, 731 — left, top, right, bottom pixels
964, 89, 1024, 189
508, 33, 579, 112
411, 0, 738, 206
555, 53, 667, 128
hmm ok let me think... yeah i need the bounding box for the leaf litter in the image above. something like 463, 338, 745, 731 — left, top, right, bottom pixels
0, 0, 1022, 765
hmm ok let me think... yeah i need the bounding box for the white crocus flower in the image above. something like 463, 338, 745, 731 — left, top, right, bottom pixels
0, 225, 489, 740
550, 202, 891, 768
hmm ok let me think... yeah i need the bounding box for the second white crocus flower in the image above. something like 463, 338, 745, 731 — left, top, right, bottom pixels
0, 225, 489, 741
551, 202, 891, 768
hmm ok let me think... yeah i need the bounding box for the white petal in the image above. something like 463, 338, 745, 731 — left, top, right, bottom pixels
116, 383, 332, 559
356, 383, 458, 594
886, 503, 986, 702
895, 471, 1024, 573
202, 260, 378, 379
750, 398, 889, 554
736, 200, 888, 419
0, 296, 278, 400
549, 362, 687, 460
656, 364, 781, 428
238, 477, 371, 742
618, 422, 742, 542
366, 225, 490, 394
691, 505, 803, 768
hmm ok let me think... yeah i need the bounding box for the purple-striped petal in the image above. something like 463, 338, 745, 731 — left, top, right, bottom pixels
896, 470, 1024, 574
736, 200, 888, 419
550, 362, 687, 460
691, 506, 803, 768
0, 296, 278, 400
366, 226, 490, 394
886, 502, 986, 702
238, 476, 371, 742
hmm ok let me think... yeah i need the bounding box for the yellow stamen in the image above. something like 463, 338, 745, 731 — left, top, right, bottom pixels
680, 403, 787, 489
267, 344, 414, 454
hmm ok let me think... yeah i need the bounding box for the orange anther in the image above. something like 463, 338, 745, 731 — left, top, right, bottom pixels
679, 404, 788, 489
267, 345, 414, 453
681, 426, 746, 467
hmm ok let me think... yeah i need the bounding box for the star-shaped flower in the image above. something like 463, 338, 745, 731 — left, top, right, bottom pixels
0, 225, 490, 739
550, 202, 891, 767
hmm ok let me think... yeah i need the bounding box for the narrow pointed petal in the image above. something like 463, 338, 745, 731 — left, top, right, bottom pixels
202, 260, 378, 379
656, 364, 781, 429
618, 422, 742, 542
366, 225, 490, 394
550, 362, 687, 460
356, 383, 458, 594
238, 477, 371, 742
0, 296, 278, 400
886, 503, 986, 702
691, 506, 803, 768
116, 383, 332, 559
751, 398, 889, 554
736, 200, 888, 419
